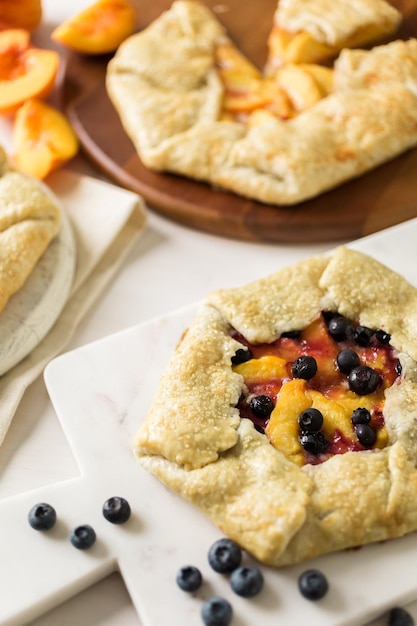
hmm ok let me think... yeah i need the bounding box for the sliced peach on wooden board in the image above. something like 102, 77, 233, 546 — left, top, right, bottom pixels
12, 99, 79, 179
51, 0, 137, 55
0, 29, 59, 116
0, 0, 42, 32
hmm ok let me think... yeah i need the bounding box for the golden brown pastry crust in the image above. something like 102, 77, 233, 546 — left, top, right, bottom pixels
135, 247, 417, 566
106, 1, 417, 206
0, 147, 62, 314
273, 0, 401, 47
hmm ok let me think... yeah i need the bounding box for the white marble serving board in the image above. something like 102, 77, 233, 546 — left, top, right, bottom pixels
2, 219, 417, 626
0, 187, 76, 376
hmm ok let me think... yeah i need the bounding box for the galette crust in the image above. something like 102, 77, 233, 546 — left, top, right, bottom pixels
274, 0, 401, 46
106, 1, 417, 206
0, 147, 62, 314
135, 247, 417, 566
333, 38, 417, 93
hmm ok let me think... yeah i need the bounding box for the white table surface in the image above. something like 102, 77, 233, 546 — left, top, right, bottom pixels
0, 2, 415, 624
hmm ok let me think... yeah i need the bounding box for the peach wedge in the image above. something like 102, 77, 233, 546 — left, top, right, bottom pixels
0, 29, 59, 116
0, 0, 42, 32
51, 0, 137, 55
12, 99, 79, 179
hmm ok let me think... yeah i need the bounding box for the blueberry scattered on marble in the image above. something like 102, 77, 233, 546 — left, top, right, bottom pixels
230, 565, 264, 598
388, 606, 415, 626
28, 502, 57, 531
298, 568, 329, 601
208, 538, 242, 574
102, 496, 131, 524
70, 524, 96, 550
201, 596, 233, 626
176, 565, 203, 592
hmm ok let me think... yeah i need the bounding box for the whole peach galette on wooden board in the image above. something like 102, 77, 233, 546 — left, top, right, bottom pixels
106, 0, 417, 206
135, 247, 417, 567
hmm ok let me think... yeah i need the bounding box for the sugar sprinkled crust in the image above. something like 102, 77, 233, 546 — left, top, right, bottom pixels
106, 1, 417, 206
0, 147, 62, 314
135, 247, 417, 566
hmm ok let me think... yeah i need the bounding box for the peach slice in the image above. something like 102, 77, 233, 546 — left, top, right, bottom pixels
0, 29, 59, 116
0, 0, 42, 32
275, 63, 324, 112
298, 64, 334, 97
266, 26, 336, 69
216, 42, 293, 120
51, 0, 137, 55
12, 99, 79, 179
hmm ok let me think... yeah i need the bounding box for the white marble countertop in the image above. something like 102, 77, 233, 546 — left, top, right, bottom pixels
0, 2, 415, 624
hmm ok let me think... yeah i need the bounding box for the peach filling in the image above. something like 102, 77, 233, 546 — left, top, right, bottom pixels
232, 313, 400, 465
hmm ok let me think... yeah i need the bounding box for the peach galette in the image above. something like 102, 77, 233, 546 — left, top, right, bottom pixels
106, 0, 417, 205
135, 247, 417, 566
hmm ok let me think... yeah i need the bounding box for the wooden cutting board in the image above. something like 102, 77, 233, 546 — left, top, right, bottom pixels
60, 0, 417, 243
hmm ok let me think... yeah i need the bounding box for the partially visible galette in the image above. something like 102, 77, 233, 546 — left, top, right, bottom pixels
0, 146, 62, 313
134, 247, 417, 566
265, 0, 402, 71
106, 1, 417, 205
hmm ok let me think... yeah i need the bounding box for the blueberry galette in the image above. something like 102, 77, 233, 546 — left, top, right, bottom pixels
134, 247, 417, 566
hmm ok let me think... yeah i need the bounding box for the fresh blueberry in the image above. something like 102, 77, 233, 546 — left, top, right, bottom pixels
208, 538, 242, 573
102, 496, 131, 524
281, 330, 301, 339
201, 597, 233, 626
70, 524, 96, 550
300, 431, 328, 455
336, 349, 360, 374
355, 423, 377, 447
375, 329, 391, 345
28, 503, 57, 531
327, 315, 354, 341
348, 366, 381, 395
249, 395, 275, 418
176, 565, 202, 592
351, 407, 371, 425
354, 325, 374, 347
298, 408, 323, 432
291, 355, 317, 380
388, 606, 415, 626
298, 568, 329, 600
230, 565, 264, 597
231, 347, 252, 365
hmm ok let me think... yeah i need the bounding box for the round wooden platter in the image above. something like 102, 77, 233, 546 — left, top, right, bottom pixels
60, 0, 417, 243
